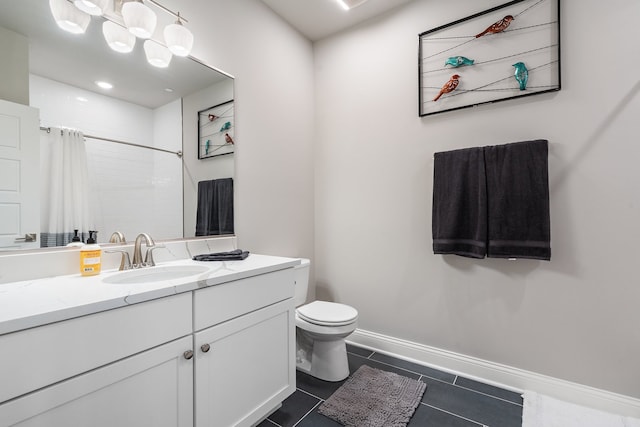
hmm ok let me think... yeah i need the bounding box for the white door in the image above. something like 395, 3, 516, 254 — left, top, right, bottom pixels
0, 99, 39, 250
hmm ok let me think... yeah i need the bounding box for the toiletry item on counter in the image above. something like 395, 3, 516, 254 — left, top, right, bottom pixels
67, 229, 84, 247
80, 231, 101, 276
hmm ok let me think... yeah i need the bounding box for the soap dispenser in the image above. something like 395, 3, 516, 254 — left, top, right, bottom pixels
67, 229, 84, 248
80, 230, 101, 276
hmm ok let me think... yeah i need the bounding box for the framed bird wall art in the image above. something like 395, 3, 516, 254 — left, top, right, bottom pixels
418, 0, 560, 117
198, 100, 235, 159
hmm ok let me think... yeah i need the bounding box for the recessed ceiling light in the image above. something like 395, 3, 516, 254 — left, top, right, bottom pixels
95, 80, 113, 89
337, 0, 368, 10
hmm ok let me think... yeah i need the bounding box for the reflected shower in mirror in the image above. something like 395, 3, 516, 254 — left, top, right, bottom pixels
0, 0, 235, 251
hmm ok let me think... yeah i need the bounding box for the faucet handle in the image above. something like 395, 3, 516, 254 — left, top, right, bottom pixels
105, 249, 132, 271
144, 244, 165, 267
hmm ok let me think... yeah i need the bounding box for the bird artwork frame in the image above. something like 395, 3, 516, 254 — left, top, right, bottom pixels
198, 100, 235, 159
418, 0, 560, 117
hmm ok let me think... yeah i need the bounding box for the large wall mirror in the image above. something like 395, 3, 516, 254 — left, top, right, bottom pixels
0, 0, 234, 251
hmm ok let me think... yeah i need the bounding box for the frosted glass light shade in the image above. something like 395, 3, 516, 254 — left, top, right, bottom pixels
122, 0, 157, 39
49, 0, 90, 34
164, 21, 193, 57
143, 40, 172, 68
102, 21, 135, 53
74, 0, 110, 16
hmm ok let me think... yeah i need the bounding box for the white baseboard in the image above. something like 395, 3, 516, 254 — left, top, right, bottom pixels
347, 329, 640, 418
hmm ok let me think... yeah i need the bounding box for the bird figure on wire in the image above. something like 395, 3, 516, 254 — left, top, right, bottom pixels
225, 133, 234, 145
475, 15, 514, 38
512, 62, 529, 90
433, 74, 460, 101
444, 56, 475, 68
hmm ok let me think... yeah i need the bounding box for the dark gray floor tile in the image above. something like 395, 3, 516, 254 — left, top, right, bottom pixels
455, 376, 523, 405
421, 377, 522, 427
408, 403, 483, 426
369, 352, 457, 383
346, 343, 374, 358
295, 370, 347, 400
348, 353, 421, 380
264, 390, 321, 427
296, 409, 343, 427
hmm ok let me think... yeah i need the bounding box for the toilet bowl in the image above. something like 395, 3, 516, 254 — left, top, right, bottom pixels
293, 259, 358, 382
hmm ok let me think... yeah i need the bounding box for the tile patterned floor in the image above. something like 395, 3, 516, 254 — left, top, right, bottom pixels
258, 344, 523, 427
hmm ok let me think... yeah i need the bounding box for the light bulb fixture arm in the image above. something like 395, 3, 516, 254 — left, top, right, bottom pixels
116, 0, 187, 23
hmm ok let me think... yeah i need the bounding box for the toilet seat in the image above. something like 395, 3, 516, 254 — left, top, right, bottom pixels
297, 301, 358, 327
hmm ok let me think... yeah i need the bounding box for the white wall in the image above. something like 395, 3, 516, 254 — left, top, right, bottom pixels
182, 79, 234, 237
0, 26, 29, 105
314, 0, 640, 399
30, 75, 182, 243
169, 0, 316, 262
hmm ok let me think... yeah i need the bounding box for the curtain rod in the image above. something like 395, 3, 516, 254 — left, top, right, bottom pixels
40, 126, 183, 158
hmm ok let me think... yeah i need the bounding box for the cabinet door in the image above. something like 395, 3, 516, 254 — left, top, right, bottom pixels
0, 336, 193, 427
194, 299, 295, 427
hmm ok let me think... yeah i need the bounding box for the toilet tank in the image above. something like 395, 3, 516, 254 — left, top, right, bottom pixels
293, 258, 310, 307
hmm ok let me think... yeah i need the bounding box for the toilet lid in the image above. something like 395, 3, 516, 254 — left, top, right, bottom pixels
297, 301, 358, 326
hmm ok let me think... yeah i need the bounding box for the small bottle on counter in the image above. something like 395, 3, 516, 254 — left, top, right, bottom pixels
80, 231, 101, 276
67, 229, 84, 248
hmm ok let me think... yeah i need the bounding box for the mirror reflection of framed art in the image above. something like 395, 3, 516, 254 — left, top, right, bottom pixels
419, 0, 560, 117
198, 100, 235, 159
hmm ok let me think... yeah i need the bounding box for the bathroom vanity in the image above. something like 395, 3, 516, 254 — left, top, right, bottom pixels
0, 254, 299, 427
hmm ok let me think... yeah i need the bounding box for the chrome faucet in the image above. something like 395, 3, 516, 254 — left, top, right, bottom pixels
132, 233, 155, 268
132, 233, 164, 268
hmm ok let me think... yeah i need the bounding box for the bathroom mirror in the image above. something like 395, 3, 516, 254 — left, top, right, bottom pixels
0, 0, 234, 251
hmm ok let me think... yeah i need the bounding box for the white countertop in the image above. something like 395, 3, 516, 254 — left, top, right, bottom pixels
0, 254, 300, 336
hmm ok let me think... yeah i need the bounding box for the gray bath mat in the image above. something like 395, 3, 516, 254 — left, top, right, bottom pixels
318, 364, 427, 427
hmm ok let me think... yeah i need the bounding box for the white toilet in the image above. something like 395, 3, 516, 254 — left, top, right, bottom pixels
293, 259, 358, 382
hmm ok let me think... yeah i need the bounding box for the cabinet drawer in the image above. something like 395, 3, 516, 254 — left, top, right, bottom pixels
194, 268, 294, 331
0, 292, 192, 404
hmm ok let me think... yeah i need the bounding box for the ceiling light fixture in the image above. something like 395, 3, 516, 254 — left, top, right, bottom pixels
336, 0, 369, 11
73, 0, 111, 16
163, 12, 193, 57
102, 20, 136, 52
143, 39, 172, 68
49, 0, 91, 34
121, 0, 157, 39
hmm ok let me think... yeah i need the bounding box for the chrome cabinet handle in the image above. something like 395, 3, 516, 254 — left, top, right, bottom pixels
201, 344, 211, 353
183, 350, 194, 360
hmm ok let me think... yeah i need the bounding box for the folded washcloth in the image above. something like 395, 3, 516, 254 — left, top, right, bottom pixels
192, 249, 249, 261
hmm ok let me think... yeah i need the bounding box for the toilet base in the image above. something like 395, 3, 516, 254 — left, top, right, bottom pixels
296, 335, 349, 382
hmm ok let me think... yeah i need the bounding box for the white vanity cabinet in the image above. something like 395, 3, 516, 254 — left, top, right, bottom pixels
0, 259, 298, 427
0, 292, 194, 427
193, 268, 296, 427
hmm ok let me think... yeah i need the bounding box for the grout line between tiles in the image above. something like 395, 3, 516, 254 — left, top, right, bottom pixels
423, 403, 485, 426
351, 349, 523, 407
263, 418, 281, 426
292, 400, 323, 427
296, 386, 326, 403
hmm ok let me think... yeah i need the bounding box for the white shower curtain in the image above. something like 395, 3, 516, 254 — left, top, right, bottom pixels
40, 127, 93, 247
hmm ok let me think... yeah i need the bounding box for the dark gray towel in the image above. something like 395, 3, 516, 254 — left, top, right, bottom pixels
196, 178, 234, 236
432, 147, 488, 258
193, 249, 249, 261
484, 139, 551, 260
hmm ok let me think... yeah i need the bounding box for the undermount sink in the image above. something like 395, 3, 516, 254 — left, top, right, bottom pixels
102, 265, 210, 285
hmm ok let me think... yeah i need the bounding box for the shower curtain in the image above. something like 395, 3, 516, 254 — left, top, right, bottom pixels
40, 127, 93, 247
